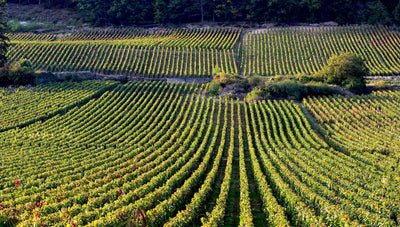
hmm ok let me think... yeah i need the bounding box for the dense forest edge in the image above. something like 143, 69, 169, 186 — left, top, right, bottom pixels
6, 0, 400, 28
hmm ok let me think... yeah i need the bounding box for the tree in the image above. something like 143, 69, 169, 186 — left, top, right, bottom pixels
394, 1, 400, 24
0, 0, 8, 67
73, 0, 111, 26
153, 0, 167, 23
213, 0, 240, 22
247, 0, 268, 22
168, 0, 203, 23
314, 53, 368, 92
366, 0, 391, 25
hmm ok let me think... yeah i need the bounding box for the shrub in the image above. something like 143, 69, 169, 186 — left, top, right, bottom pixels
260, 80, 337, 100
343, 77, 366, 92
299, 74, 324, 83
9, 59, 36, 85
226, 92, 235, 100
212, 66, 223, 76
0, 64, 11, 86
305, 82, 338, 96
313, 53, 368, 92
265, 79, 306, 100
18, 59, 32, 68
375, 80, 388, 89
247, 75, 264, 86
219, 73, 236, 85
64, 74, 84, 82
245, 86, 264, 102
0, 59, 37, 87
239, 78, 250, 90
298, 74, 313, 83
10, 66, 36, 85
206, 81, 223, 96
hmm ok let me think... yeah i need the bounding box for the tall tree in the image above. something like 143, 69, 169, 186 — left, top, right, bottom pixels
213, 0, 240, 22
247, 0, 269, 22
153, 0, 167, 23
0, 0, 8, 67
73, 0, 111, 26
168, 0, 202, 23
366, 0, 391, 25
393, 0, 400, 24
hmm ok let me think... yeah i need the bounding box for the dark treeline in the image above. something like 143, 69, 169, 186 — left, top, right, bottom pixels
7, 0, 75, 8
7, 0, 400, 26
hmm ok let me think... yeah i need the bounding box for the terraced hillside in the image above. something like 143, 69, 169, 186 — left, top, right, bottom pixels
241, 25, 400, 76
0, 81, 399, 226
6, 25, 400, 77
305, 90, 400, 154
7, 28, 241, 77
0, 80, 117, 131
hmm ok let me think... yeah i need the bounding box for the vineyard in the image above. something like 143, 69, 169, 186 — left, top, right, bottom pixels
1, 81, 399, 226
6, 28, 241, 77
6, 25, 400, 77
305, 90, 400, 154
0, 80, 117, 131
2, 24, 400, 226
241, 25, 400, 76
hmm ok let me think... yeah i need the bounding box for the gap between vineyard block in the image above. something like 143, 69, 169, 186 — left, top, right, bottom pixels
239, 103, 268, 226
192, 101, 227, 225
224, 103, 240, 226
234, 29, 248, 77
0, 83, 118, 134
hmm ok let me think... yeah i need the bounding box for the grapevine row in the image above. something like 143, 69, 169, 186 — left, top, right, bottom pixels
1, 81, 400, 226
242, 25, 400, 76
7, 43, 238, 77
0, 80, 117, 131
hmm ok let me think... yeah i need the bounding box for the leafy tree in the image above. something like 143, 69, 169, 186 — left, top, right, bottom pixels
17, 0, 397, 26
0, 59, 36, 86
327, 0, 354, 23
9, 59, 36, 85
168, 0, 205, 23
108, 0, 131, 25
305, 0, 323, 22
168, 0, 192, 23
394, 1, 400, 24
153, 0, 167, 23
213, 0, 240, 22
73, 0, 111, 26
314, 53, 368, 92
0, 0, 8, 67
366, 0, 391, 25
247, 0, 268, 22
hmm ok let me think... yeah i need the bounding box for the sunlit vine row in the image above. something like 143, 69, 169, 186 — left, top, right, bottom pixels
0, 80, 117, 131
58, 27, 242, 49
243, 99, 398, 225
304, 90, 400, 155
6, 33, 57, 42
241, 25, 400, 76
1, 81, 399, 226
7, 43, 238, 77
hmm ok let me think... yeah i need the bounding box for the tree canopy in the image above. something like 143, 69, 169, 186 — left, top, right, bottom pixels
6, 0, 400, 26
0, 0, 8, 67
314, 53, 368, 92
